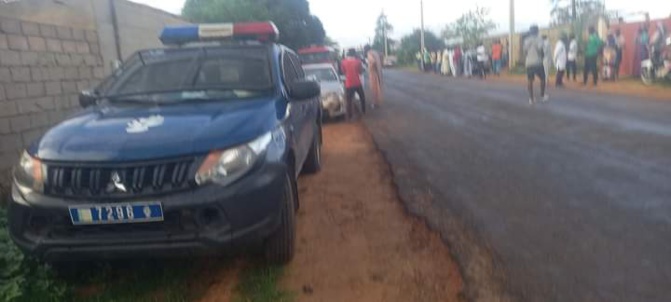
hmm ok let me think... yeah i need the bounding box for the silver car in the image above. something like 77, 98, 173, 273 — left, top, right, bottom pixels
303, 63, 347, 119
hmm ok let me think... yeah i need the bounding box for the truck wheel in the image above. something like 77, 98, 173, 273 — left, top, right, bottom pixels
263, 172, 297, 264
301, 126, 322, 174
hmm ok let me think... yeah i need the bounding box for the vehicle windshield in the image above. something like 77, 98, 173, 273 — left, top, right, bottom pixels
300, 52, 333, 64
305, 68, 338, 82
101, 47, 273, 103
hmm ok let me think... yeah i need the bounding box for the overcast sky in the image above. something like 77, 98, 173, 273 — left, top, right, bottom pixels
132, 0, 671, 47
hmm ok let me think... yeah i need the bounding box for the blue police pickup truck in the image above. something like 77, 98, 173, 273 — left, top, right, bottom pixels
8, 22, 322, 264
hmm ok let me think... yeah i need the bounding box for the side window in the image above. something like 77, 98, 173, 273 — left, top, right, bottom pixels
282, 52, 298, 85
288, 53, 305, 79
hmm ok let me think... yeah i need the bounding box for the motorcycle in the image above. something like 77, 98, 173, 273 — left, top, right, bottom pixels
641, 36, 671, 85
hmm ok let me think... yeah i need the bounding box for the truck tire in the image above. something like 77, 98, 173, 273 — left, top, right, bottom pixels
301, 125, 322, 174
263, 172, 297, 264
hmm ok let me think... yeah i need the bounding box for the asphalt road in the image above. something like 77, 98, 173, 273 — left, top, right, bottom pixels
364, 70, 671, 302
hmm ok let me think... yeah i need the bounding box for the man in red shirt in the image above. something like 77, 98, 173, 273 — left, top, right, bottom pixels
340, 48, 366, 120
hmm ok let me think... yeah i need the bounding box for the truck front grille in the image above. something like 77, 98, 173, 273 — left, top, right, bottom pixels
43, 157, 198, 199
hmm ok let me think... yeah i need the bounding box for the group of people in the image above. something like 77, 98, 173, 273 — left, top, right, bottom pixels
339, 45, 384, 121
633, 22, 669, 76
416, 40, 508, 79
524, 24, 633, 105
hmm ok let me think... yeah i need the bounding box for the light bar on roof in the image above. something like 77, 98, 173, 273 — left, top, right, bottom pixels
160, 22, 279, 45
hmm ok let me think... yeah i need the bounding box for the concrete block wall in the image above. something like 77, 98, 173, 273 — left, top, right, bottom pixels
0, 16, 104, 184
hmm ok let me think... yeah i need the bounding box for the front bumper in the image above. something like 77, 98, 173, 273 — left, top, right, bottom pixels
8, 162, 289, 261
321, 96, 346, 118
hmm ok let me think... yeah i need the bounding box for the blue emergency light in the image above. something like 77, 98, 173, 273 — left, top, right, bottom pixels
160, 22, 279, 45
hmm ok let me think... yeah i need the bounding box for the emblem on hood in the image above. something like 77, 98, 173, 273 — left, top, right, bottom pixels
126, 115, 165, 133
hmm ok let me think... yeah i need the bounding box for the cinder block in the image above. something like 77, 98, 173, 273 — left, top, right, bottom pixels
0, 100, 17, 117
70, 54, 84, 65
46, 67, 65, 81
0, 34, 7, 49
22, 128, 44, 146
85, 30, 98, 42
38, 53, 56, 66
75, 42, 90, 54
89, 42, 100, 55
39, 24, 57, 38
93, 67, 105, 79
56, 54, 72, 66
0, 50, 21, 66
0, 19, 21, 34
5, 83, 26, 99
10, 115, 32, 132
10, 67, 30, 82
78, 67, 92, 79
30, 67, 44, 81
45, 39, 62, 52
7, 35, 29, 51
18, 97, 54, 114
0, 118, 9, 134
71, 29, 85, 41
48, 109, 67, 124
20, 22, 40, 36
30, 112, 51, 128
62, 41, 77, 53
0, 134, 23, 152
61, 81, 77, 94
45, 81, 62, 96
20, 52, 39, 66
84, 55, 98, 66
27, 36, 46, 51
56, 27, 73, 40
0, 67, 10, 83
26, 82, 45, 97
76, 80, 89, 92
64, 67, 78, 80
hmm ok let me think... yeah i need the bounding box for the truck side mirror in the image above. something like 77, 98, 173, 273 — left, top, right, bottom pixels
79, 90, 99, 108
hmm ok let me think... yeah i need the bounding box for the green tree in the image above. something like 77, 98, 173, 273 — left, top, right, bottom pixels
372, 11, 393, 54
182, 0, 326, 50
397, 29, 444, 64
441, 6, 496, 49
550, 0, 606, 26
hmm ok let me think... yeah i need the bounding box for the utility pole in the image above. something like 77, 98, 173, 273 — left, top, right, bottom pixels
383, 15, 389, 57
509, 0, 515, 69
420, 0, 425, 55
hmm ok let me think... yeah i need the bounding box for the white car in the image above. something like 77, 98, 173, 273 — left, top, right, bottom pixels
303, 63, 347, 119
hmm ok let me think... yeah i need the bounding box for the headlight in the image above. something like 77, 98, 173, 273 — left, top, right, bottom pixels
15, 151, 44, 192
321, 92, 342, 105
195, 131, 273, 186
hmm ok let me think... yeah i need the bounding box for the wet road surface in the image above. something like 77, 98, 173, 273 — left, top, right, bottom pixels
364, 70, 671, 302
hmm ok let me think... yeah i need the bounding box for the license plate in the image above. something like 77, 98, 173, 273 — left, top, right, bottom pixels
69, 202, 163, 225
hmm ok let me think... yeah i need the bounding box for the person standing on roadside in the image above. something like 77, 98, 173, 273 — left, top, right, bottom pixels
614, 29, 625, 80
524, 25, 548, 105
453, 46, 462, 76
441, 48, 451, 75
423, 48, 431, 72
491, 39, 503, 76
554, 33, 567, 88
583, 26, 603, 86
476, 42, 488, 79
340, 48, 366, 120
567, 33, 578, 82
364, 45, 383, 109
542, 35, 552, 80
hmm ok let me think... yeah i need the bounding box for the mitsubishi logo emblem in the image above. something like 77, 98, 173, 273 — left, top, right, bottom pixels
107, 171, 127, 193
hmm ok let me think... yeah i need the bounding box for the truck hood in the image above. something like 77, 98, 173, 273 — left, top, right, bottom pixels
33, 98, 284, 162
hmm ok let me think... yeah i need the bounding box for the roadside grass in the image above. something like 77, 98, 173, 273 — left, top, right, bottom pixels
69, 259, 214, 302
235, 264, 293, 302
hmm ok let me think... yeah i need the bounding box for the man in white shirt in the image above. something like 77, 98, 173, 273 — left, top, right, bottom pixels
476, 43, 488, 79
567, 34, 578, 82
554, 33, 568, 88
542, 35, 552, 79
